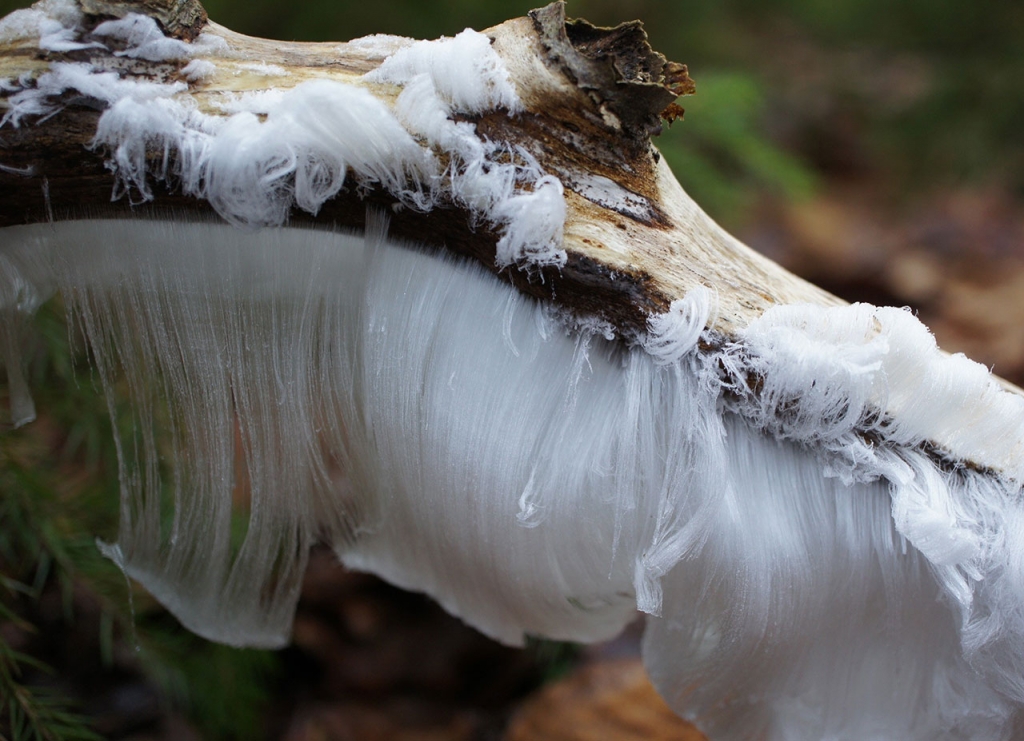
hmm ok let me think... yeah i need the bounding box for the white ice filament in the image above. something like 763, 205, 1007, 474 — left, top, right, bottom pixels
4, 219, 1024, 740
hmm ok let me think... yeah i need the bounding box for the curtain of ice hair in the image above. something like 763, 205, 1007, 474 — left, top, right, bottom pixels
5, 217, 1024, 738
0, 218, 633, 646
724, 299, 1024, 736
332, 233, 643, 644
642, 417, 1018, 741
1, 244, 52, 428
1, 220, 371, 646
0, 216, 730, 647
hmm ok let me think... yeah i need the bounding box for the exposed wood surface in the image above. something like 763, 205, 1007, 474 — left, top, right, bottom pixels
0, 0, 838, 340
0, 0, 1020, 476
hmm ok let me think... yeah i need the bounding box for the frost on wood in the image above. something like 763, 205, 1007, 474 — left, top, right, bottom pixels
2, 2, 1024, 741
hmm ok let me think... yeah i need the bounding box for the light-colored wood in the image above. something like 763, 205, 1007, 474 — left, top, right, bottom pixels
1, 0, 1020, 476
0, 0, 838, 340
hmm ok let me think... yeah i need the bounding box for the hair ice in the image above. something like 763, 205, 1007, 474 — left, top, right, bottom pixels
4, 218, 1024, 740
4, 4, 1024, 738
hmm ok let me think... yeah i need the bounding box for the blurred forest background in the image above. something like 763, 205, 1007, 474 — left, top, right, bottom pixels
1, 0, 1023, 739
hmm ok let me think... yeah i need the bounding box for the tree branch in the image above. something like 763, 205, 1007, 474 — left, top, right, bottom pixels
0, 0, 837, 339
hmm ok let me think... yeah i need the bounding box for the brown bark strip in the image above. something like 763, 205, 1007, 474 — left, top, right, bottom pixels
80, 0, 207, 40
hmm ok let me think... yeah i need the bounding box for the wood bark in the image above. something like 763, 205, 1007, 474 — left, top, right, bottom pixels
0, 0, 839, 341
3, 0, 1022, 481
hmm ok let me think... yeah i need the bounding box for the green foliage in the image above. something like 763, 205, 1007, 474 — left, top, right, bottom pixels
526, 637, 583, 684
767, 0, 1024, 193
0, 592, 102, 741
0, 589, 99, 741
136, 622, 279, 741
659, 72, 817, 223
0, 310, 114, 741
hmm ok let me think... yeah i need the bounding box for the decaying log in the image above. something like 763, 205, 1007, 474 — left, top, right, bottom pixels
0, 0, 837, 338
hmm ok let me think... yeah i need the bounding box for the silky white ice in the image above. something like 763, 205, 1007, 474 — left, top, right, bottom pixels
0, 8, 565, 270
4, 218, 1024, 740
